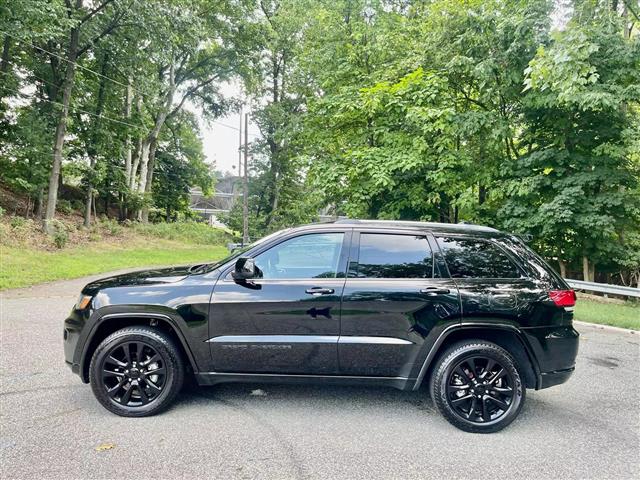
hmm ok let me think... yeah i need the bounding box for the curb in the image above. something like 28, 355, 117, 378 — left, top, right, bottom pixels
574, 320, 637, 335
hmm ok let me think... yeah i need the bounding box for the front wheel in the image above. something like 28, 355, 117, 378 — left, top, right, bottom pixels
430, 340, 525, 433
89, 326, 184, 417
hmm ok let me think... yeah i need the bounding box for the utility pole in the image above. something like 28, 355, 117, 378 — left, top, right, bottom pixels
243, 112, 249, 245
237, 105, 243, 176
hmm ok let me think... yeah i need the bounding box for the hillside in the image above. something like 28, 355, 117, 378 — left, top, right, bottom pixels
0, 214, 232, 290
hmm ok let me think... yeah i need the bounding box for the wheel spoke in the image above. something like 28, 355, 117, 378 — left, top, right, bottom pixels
493, 386, 513, 394
103, 369, 123, 378
143, 377, 162, 393
448, 384, 469, 391
468, 358, 477, 377
488, 394, 510, 411
136, 342, 146, 363
466, 397, 478, 419
138, 385, 149, 404
122, 343, 132, 365
107, 379, 126, 397
488, 368, 506, 386
142, 354, 160, 367
481, 359, 495, 379
451, 394, 473, 405
146, 367, 165, 376
481, 397, 490, 421
106, 355, 127, 368
455, 367, 472, 384
121, 385, 133, 405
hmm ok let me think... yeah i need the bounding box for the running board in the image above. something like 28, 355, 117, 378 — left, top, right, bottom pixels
195, 372, 416, 391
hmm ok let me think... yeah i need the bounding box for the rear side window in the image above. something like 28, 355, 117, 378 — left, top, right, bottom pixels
437, 236, 520, 279
356, 233, 433, 278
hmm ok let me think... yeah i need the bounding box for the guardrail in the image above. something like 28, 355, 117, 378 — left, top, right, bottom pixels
566, 279, 640, 298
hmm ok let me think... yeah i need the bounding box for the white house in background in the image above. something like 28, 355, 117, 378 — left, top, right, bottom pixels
189, 176, 240, 227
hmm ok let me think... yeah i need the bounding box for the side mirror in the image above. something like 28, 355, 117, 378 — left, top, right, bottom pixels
232, 257, 261, 281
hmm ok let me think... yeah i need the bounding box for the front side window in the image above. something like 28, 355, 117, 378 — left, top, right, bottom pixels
356, 233, 433, 278
254, 233, 344, 279
437, 236, 520, 279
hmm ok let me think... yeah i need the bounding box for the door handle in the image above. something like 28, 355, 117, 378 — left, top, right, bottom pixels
305, 287, 335, 295
420, 287, 450, 295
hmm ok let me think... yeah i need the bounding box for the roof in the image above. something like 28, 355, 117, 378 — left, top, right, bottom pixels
297, 218, 502, 235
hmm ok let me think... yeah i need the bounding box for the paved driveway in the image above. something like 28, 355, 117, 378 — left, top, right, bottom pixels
1, 273, 639, 479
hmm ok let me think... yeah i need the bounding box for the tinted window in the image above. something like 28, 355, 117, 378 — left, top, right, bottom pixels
254, 233, 344, 279
437, 236, 520, 279
357, 234, 433, 278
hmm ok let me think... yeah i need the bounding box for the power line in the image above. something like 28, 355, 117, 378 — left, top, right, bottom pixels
1, 74, 259, 137
0, 28, 261, 138
0, 84, 143, 129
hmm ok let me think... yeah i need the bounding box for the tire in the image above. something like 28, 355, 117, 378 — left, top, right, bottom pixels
429, 340, 525, 433
89, 326, 184, 417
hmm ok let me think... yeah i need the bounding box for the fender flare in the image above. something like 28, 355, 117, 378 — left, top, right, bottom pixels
412, 322, 541, 391
79, 311, 199, 382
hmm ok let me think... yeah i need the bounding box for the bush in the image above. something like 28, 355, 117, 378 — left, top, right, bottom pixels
0, 206, 5, 217
99, 218, 123, 236
57, 199, 73, 215
10, 216, 26, 229
132, 221, 231, 245
51, 221, 69, 249
71, 199, 85, 212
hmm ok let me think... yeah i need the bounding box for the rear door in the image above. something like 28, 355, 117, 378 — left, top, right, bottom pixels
339, 230, 461, 377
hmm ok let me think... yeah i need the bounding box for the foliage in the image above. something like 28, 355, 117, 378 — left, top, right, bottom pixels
1, 0, 639, 284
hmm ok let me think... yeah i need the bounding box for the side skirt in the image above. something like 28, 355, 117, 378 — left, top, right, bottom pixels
195, 372, 416, 391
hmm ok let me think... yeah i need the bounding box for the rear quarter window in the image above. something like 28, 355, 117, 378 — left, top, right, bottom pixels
436, 236, 521, 279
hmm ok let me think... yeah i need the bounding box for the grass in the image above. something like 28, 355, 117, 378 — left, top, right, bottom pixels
0, 218, 232, 290
0, 239, 227, 290
574, 299, 640, 330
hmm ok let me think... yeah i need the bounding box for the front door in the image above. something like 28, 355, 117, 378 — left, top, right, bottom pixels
339, 231, 461, 377
208, 231, 349, 374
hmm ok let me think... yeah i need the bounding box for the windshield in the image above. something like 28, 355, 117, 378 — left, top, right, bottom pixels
195, 229, 292, 274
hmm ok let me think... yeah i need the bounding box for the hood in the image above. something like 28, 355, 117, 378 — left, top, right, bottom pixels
82, 265, 195, 294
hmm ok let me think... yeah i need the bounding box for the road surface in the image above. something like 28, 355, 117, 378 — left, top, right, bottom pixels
1, 273, 638, 479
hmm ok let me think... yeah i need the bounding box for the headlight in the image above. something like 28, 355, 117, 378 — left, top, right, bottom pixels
75, 294, 92, 310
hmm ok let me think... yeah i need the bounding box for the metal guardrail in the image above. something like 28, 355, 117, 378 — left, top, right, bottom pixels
566, 279, 640, 298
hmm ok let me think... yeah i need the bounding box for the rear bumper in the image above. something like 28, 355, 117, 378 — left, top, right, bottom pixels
521, 325, 579, 390
539, 367, 575, 388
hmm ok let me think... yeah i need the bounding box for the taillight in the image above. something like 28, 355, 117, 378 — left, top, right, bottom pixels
549, 290, 576, 307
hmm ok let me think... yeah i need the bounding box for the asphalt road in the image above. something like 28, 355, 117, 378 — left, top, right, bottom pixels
1, 273, 639, 480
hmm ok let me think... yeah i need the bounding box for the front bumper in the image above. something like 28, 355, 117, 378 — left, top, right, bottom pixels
521, 325, 579, 389
64, 308, 91, 381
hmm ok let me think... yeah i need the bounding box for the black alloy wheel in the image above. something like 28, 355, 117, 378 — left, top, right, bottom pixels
101, 341, 167, 407
90, 326, 184, 416
446, 356, 515, 423
430, 340, 525, 433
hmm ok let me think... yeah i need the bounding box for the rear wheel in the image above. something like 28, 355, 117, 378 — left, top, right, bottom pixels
430, 340, 525, 433
89, 326, 184, 417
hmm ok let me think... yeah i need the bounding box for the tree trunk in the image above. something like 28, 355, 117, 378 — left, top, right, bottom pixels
43, 2, 81, 234
0, 35, 10, 74
135, 66, 175, 221
478, 185, 486, 205
582, 256, 591, 282
84, 53, 109, 227
139, 137, 158, 223
34, 186, 44, 219
123, 80, 133, 187
558, 259, 567, 278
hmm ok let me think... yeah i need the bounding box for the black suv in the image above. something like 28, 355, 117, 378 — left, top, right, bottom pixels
64, 220, 579, 432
